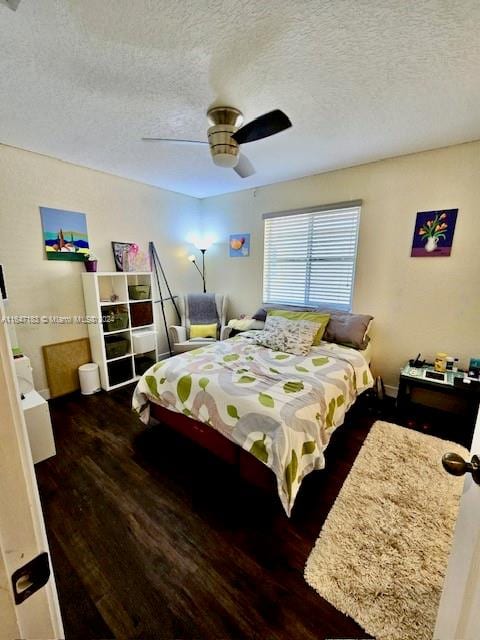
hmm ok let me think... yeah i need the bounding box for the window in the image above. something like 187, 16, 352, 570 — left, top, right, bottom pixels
263, 201, 361, 311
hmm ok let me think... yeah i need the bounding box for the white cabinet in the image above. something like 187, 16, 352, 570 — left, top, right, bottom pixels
22, 390, 56, 464
81, 272, 158, 390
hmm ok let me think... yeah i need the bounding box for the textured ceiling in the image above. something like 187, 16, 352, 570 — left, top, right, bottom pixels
1, 0, 479, 198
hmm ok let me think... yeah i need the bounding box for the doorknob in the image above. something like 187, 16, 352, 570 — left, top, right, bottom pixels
442, 452, 480, 485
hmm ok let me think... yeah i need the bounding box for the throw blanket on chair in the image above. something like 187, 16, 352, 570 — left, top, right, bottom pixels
186, 293, 219, 326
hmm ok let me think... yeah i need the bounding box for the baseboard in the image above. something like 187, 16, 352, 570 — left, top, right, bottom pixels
157, 351, 171, 361
384, 384, 398, 398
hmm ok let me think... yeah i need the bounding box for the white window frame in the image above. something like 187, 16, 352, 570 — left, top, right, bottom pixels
262, 200, 362, 311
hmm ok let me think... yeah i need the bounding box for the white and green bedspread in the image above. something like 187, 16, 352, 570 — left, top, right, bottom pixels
132, 334, 373, 515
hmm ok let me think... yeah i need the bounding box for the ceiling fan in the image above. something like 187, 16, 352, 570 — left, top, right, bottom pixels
142, 106, 292, 178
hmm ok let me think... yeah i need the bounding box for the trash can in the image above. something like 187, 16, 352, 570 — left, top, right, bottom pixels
78, 363, 101, 395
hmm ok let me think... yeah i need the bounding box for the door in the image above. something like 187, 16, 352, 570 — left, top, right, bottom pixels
0, 301, 64, 639
434, 407, 480, 639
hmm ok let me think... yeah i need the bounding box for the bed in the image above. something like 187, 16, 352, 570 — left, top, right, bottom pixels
133, 331, 373, 516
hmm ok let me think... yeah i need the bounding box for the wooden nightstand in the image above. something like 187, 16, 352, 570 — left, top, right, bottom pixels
396, 365, 480, 446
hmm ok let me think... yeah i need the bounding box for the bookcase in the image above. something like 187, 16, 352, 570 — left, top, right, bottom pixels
81, 272, 158, 390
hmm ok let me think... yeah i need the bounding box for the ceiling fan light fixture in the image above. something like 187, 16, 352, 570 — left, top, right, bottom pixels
212, 153, 239, 168
208, 124, 239, 169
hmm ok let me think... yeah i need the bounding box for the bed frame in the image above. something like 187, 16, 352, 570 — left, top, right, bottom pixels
151, 404, 275, 492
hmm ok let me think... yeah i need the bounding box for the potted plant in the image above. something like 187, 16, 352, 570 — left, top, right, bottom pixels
84, 252, 98, 272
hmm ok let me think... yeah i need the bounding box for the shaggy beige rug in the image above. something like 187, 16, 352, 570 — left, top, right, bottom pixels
305, 420, 467, 640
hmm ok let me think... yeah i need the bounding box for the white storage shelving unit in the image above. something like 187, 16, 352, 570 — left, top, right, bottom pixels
81, 272, 158, 390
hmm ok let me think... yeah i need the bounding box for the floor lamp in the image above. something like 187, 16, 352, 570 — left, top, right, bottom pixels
188, 249, 207, 293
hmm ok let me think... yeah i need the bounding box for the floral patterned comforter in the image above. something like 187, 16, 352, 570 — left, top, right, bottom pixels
132, 334, 373, 515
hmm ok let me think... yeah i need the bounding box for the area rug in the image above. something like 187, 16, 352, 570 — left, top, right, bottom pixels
304, 420, 467, 640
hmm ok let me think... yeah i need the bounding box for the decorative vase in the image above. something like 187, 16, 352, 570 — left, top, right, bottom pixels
84, 259, 98, 272
425, 236, 438, 252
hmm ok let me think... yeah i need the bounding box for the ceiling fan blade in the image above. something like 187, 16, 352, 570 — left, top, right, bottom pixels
231, 109, 291, 145
233, 154, 255, 178
142, 137, 208, 144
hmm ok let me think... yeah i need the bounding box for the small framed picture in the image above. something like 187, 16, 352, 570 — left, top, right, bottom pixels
229, 233, 250, 257
111, 241, 133, 271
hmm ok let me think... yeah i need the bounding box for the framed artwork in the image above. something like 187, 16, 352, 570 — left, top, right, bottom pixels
411, 209, 458, 257
40, 207, 89, 261
112, 241, 133, 272
229, 233, 250, 257
111, 242, 150, 272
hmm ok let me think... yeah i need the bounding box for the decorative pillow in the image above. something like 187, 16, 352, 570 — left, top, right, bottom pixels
190, 323, 217, 339
252, 304, 317, 322
267, 309, 330, 345
254, 315, 320, 356
227, 318, 265, 331
316, 309, 373, 350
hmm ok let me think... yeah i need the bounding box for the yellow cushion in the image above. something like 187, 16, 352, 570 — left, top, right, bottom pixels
267, 310, 330, 345
190, 323, 217, 339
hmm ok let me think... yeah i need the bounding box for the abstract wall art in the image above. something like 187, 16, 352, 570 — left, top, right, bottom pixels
229, 233, 250, 257
40, 207, 90, 261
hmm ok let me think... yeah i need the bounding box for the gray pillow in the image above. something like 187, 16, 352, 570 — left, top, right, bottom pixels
252, 307, 267, 321
316, 308, 373, 350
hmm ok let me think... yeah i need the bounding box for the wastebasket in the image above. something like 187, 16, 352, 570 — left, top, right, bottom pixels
79, 363, 101, 395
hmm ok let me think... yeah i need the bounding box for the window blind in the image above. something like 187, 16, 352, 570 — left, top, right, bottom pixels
263, 203, 361, 311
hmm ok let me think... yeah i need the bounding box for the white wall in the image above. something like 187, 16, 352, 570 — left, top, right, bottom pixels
200, 141, 480, 388
0, 144, 200, 392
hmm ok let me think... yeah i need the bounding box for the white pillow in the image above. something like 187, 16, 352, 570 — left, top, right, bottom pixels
227, 318, 265, 331
254, 315, 320, 356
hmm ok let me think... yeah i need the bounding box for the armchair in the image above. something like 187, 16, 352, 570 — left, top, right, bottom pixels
169, 294, 231, 354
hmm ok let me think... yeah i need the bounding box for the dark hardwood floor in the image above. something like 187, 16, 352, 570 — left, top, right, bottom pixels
36, 387, 391, 640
